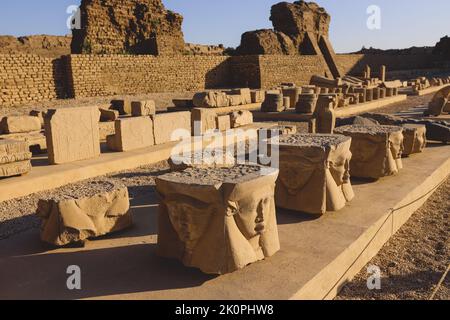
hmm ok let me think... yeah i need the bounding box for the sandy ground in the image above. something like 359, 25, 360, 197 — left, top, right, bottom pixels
336, 178, 449, 300
0, 92, 196, 117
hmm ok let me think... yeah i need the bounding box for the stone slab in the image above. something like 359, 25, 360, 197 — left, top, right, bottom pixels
0, 160, 31, 178
107, 117, 155, 152
335, 95, 407, 117
0, 144, 448, 300
0, 116, 41, 134
131, 100, 156, 117
168, 103, 262, 115
0, 131, 46, 154
44, 107, 101, 165
152, 112, 191, 145
410, 85, 448, 96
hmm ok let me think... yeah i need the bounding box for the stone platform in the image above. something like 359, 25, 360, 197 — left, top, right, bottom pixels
0, 143, 448, 300
0, 123, 276, 203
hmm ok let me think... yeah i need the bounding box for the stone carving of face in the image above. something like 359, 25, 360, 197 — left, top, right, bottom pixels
329, 148, 352, 185
415, 130, 426, 153
166, 196, 213, 252
228, 185, 275, 240
389, 131, 404, 160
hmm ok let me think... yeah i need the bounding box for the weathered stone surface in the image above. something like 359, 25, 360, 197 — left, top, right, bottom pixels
131, 100, 156, 117
71, 0, 185, 56
191, 108, 217, 136
282, 87, 302, 108
230, 110, 254, 128
230, 88, 252, 105
316, 94, 337, 134
237, 29, 297, 55
152, 112, 191, 145
173, 99, 194, 109
0, 116, 41, 134
424, 85, 450, 116
37, 180, 132, 246
107, 117, 155, 152
99, 108, 119, 122
111, 99, 132, 115
228, 95, 243, 107
156, 164, 280, 274
262, 93, 284, 112
251, 90, 265, 103
29, 110, 45, 128
296, 93, 318, 114
0, 160, 31, 178
168, 150, 236, 172
402, 124, 427, 156
99, 121, 115, 141
270, 134, 353, 215
44, 107, 100, 165
335, 125, 404, 179
193, 91, 230, 108
216, 115, 231, 132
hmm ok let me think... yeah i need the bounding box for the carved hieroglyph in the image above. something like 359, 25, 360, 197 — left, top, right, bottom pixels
44, 107, 100, 165
37, 180, 132, 246
402, 124, 427, 156
156, 165, 280, 274
335, 125, 404, 179
270, 134, 354, 215
0, 139, 32, 177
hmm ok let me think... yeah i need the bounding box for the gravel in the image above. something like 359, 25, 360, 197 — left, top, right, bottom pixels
336, 177, 450, 300
278, 133, 349, 146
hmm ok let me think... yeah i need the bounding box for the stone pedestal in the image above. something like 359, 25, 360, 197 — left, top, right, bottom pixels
402, 124, 427, 156
296, 93, 318, 114
262, 93, 284, 112
270, 134, 354, 215
156, 165, 280, 275
335, 125, 404, 179
37, 180, 132, 246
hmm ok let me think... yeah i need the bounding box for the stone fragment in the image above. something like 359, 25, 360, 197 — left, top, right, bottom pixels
99, 108, 119, 122
156, 164, 280, 274
37, 180, 132, 246
44, 107, 101, 165
261, 93, 284, 112
111, 99, 132, 115
230, 110, 253, 128
316, 94, 337, 134
296, 93, 318, 114
131, 100, 156, 117
0, 116, 41, 134
0, 160, 31, 178
99, 122, 115, 141
281, 87, 301, 109
269, 134, 354, 215
191, 108, 217, 136
0, 131, 46, 154
107, 117, 155, 152
29, 110, 45, 128
228, 95, 243, 106
173, 99, 194, 109
334, 125, 404, 179
251, 90, 265, 103
0, 139, 32, 177
230, 88, 252, 105
193, 91, 230, 108
152, 111, 191, 145
424, 85, 450, 116
168, 150, 236, 171
401, 124, 427, 156
216, 115, 231, 132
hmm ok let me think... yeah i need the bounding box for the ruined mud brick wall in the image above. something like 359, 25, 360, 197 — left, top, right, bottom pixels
336, 54, 447, 77
228, 56, 261, 88
0, 54, 65, 107
258, 55, 330, 88
71, 0, 185, 56
67, 55, 233, 98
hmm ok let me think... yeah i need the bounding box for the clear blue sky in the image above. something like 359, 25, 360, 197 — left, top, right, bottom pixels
0, 0, 448, 53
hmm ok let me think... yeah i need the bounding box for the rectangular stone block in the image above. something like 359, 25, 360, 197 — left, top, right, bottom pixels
251, 90, 265, 103
216, 115, 231, 132
191, 108, 217, 136
0, 160, 31, 178
230, 110, 253, 128
45, 107, 101, 165
152, 111, 191, 145
0, 116, 41, 134
37, 180, 132, 246
107, 117, 155, 152
230, 88, 252, 105
228, 95, 243, 106
131, 100, 156, 117
99, 108, 119, 122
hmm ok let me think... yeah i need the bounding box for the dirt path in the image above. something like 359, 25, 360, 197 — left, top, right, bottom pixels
336, 178, 450, 300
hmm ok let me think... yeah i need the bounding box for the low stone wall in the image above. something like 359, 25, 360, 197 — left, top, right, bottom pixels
0, 54, 66, 107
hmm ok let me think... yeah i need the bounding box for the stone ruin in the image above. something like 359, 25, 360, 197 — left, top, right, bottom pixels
71, 0, 185, 55
237, 1, 341, 78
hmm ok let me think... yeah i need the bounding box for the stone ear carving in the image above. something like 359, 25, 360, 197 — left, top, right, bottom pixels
226, 201, 240, 217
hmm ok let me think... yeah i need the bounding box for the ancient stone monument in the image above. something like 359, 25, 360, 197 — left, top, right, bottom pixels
152, 111, 191, 145
0, 139, 32, 178
71, 0, 185, 55
37, 179, 132, 246
107, 117, 155, 152
402, 124, 427, 156
424, 85, 450, 116
334, 125, 404, 179
44, 107, 101, 165
270, 134, 354, 215
156, 165, 280, 274
315, 94, 337, 134
0, 116, 41, 134
237, 1, 341, 78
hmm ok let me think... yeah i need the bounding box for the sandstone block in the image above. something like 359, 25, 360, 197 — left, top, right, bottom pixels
37, 180, 132, 246
191, 108, 217, 136
402, 124, 427, 156
107, 117, 155, 152
0, 160, 31, 178
99, 108, 119, 122
251, 90, 265, 103
230, 88, 252, 105
156, 164, 280, 274
230, 110, 253, 128
261, 93, 284, 112
44, 107, 100, 165
131, 100, 156, 117
193, 91, 230, 108
0, 116, 41, 134
335, 125, 404, 179
270, 134, 354, 215
216, 115, 231, 132
152, 111, 191, 145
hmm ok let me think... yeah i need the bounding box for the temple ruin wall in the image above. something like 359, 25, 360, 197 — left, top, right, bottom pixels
0, 53, 449, 107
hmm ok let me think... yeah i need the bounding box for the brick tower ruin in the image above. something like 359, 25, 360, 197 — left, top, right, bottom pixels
71, 0, 185, 55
